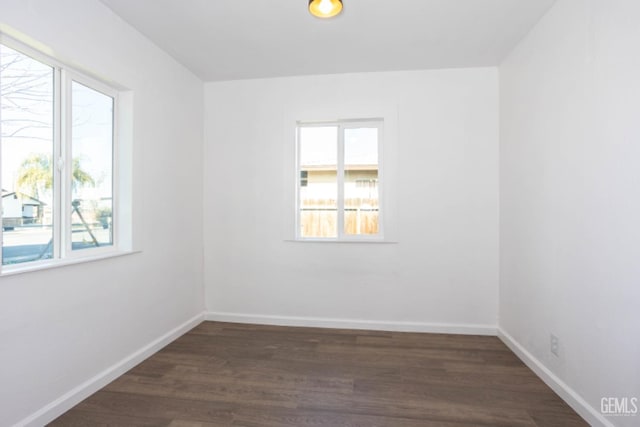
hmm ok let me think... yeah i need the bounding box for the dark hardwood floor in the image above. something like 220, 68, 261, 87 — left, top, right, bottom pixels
50, 322, 587, 426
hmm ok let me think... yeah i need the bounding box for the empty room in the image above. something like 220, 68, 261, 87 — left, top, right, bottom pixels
0, 0, 638, 426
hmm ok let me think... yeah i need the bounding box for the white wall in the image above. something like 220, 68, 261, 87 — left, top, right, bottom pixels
500, 0, 640, 425
204, 69, 499, 332
0, 1, 204, 425
13, 0, 639, 424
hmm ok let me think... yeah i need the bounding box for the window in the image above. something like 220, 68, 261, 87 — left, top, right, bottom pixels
296, 119, 383, 240
1, 38, 121, 270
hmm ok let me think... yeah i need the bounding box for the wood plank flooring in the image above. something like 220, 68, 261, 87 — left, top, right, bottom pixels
50, 322, 587, 426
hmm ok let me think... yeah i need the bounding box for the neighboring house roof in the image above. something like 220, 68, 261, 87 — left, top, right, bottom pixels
1, 190, 47, 206
302, 164, 378, 171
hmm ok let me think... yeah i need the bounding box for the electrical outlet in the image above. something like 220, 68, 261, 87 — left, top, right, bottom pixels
550, 334, 560, 357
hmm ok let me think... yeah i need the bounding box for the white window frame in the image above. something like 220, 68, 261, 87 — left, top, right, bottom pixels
0, 35, 124, 273
295, 119, 384, 242
62, 70, 119, 260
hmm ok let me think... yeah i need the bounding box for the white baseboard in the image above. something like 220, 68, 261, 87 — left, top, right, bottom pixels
498, 328, 613, 427
15, 312, 205, 427
205, 311, 497, 335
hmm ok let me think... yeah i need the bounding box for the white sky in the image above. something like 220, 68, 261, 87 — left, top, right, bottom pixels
299, 126, 378, 167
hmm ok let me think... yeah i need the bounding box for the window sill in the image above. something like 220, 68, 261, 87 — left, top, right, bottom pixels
0, 249, 140, 277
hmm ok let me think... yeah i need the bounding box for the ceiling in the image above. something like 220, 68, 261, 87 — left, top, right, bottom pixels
100, 0, 556, 82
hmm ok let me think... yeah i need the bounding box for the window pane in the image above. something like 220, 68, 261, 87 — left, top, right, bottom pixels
344, 127, 379, 235
299, 126, 337, 238
1, 44, 54, 265
70, 81, 113, 250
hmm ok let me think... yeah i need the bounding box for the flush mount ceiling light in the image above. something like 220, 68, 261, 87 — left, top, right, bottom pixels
308, 0, 343, 18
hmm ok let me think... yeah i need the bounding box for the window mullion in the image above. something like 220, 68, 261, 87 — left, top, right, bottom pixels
52, 67, 63, 260
337, 125, 345, 239
60, 70, 73, 257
